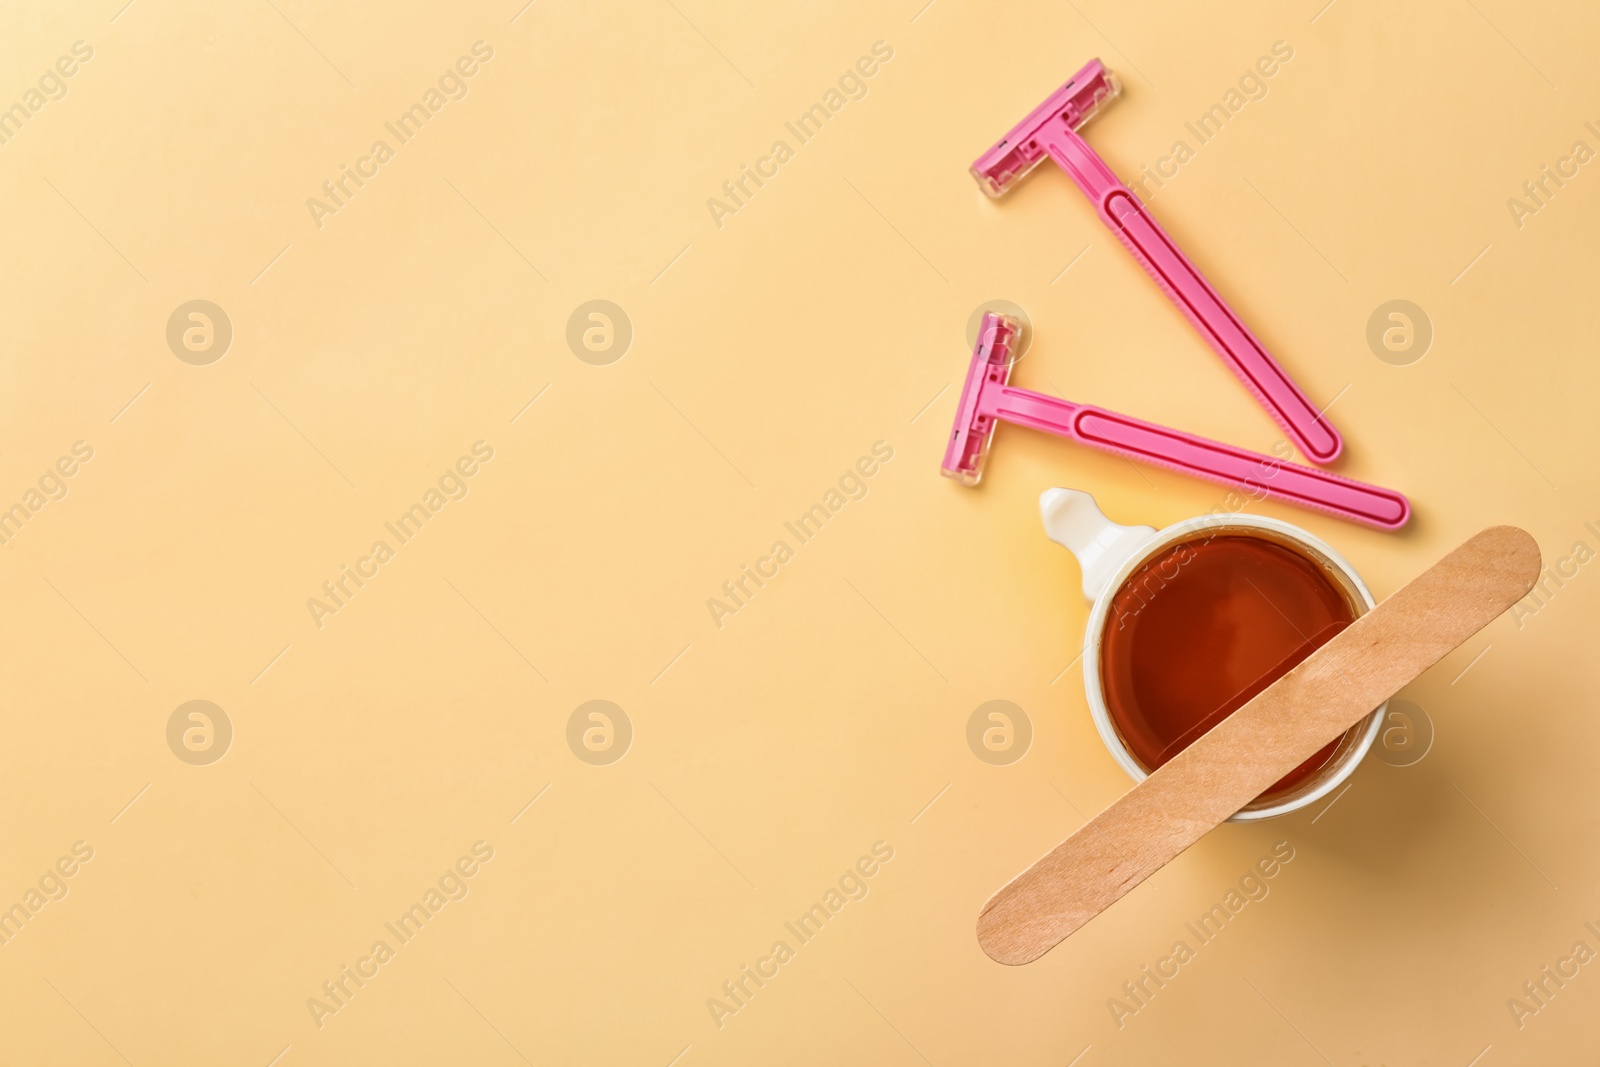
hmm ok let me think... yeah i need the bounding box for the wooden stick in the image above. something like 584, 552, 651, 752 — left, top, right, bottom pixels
976, 525, 1541, 966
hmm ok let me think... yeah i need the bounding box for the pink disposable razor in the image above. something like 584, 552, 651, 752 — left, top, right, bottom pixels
942, 315, 1410, 530
973, 59, 1343, 465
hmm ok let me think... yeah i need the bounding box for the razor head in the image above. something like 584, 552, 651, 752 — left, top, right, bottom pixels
970, 58, 1122, 198
942, 313, 1022, 485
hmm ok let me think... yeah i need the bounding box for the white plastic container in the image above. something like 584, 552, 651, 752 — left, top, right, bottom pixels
1041, 487, 1386, 821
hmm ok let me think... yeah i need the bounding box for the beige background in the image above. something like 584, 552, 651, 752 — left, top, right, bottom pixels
1, 0, 1597, 1063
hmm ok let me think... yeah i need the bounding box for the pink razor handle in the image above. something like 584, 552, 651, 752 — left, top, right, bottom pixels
942, 316, 1410, 531
972, 59, 1343, 466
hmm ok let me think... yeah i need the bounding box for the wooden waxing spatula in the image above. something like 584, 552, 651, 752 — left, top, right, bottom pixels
977, 525, 1541, 966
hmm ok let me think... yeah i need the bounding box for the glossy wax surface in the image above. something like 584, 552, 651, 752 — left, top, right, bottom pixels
1100, 534, 1358, 803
